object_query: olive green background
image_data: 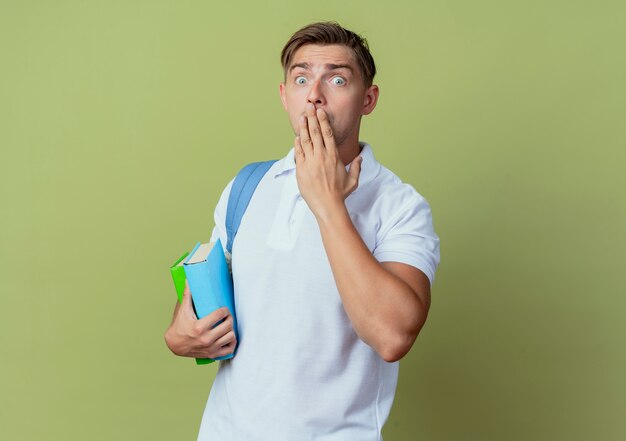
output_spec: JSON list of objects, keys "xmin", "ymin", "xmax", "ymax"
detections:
[{"xmin": 1, "ymin": 1, "xmax": 624, "ymax": 440}]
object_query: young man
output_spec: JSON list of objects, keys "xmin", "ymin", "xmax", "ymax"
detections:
[{"xmin": 165, "ymin": 22, "xmax": 440, "ymax": 440}]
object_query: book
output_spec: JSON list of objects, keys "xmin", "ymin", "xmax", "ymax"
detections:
[
  {"xmin": 169, "ymin": 238, "xmax": 238, "ymax": 364},
  {"xmin": 170, "ymin": 252, "xmax": 189, "ymax": 304},
  {"xmin": 170, "ymin": 251, "xmax": 214, "ymax": 365}
]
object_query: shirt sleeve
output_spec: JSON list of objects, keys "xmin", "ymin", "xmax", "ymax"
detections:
[
  {"xmin": 209, "ymin": 177, "xmax": 235, "ymax": 254},
  {"xmin": 372, "ymin": 193, "xmax": 441, "ymax": 285}
]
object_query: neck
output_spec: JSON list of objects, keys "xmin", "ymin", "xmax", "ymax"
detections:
[{"xmin": 337, "ymin": 138, "xmax": 363, "ymax": 167}]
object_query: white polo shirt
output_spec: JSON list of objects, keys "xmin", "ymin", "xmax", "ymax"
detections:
[{"xmin": 198, "ymin": 142, "xmax": 440, "ymax": 441}]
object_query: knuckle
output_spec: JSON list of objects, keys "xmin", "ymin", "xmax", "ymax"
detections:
[
  {"xmin": 199, "ymin": 334, "xmax": 214, "ymax": 348},
  {"xmin": 323, "ymin": 128, "xmax": 333, "ymax": 137},
  {"xmin": 303, "ymin": 137, "xmax": 312, "ymax": 145},
  {"xmin": 192, "ymin": 323, "xmax": 203, "ymax": 337}
]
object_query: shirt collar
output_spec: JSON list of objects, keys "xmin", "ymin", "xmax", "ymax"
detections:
[{"xmin": 273, "ymin": 141, "xmax": 380, "ymax": 193}]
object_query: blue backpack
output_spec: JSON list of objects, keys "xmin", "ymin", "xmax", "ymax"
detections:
[{"xmin": 224, "ymin": 160, "xmax": 277, "ymax": 254}]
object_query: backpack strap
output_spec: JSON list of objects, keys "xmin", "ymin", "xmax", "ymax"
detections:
[{"xmin": 225, "ymin": 160, "xmax": 277, "ymax": 254}]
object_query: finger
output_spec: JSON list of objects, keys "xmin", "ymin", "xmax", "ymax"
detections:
[
  {"xmin": 209, "ymin": 314, "xmax": 234, "ymax": 336},
  {"xmin": 197, "ymin": 320, "xmax": 234, "ymax": 348},
  {"xmin": 214, "ymin": 340, "xmax": 237, "ymax": 357},
  {"xmin": 345, "ymin": 156, "xmax": 363, "ymax": 197},
  {"xmin": 306, "ymin": 103, "xmax": 325, "ymax": 151},
  {"xmin": 199, "ymin": 315, "xmax": 234, "ymax": 349},
  {"xmin": 348, "ymin": 156, "xmax": 363, "ymax": 189},
  {"xmin": 294, "ymin": 136, "xmax": 305, "ymax": 163},
  {"xmin": 197, "ymin": 307, "xmax": 230, "ymax": 330},
  {"xmin": 316, "ymin": 108, "xmax": 337, "ymax": 153},
  {"xmin": 214, "ymin": 329, "xmax": 236, "ymax": 348},
  {"xmin": 298, "ymin": 114, "xmax": 313, "ymax": 157}
]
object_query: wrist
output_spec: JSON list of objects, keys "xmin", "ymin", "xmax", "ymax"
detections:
[{"xmin": 314, "ymin": 199, "xmax": 350, "ymax": 228}]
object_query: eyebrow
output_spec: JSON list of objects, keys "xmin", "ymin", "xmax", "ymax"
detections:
[{"xmin": 289, "ymin": 63, "xmax": 354, "ymax": 74}]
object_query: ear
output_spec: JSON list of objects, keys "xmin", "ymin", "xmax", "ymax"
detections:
[
  {"xmin": 361, "ymin": 84, "xmax": 379, "ymax": 116},
  {"xmin": 279, "ymin": 82, "xmax": 288, "ymax": 112}
]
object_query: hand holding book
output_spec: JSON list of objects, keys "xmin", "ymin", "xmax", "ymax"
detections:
[
  {"xmin": 167, "ymin": 240, "xmax": 238, "ymax": 364},
  {"xmin": 164, "ymin": 280, "xmax": 237, "ymax": 360}
]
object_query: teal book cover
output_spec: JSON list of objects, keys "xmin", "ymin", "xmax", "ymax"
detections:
[{"xmin": 182, "ymin": 239, "xmax": 238, "ymax": 362}]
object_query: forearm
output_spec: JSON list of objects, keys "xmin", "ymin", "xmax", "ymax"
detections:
[{"xmin": 315, "ymin": 202, "xmax": 428, "ymax": 362}]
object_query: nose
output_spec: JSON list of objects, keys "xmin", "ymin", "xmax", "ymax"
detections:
[{"xmin": 306, "ymin": 79, "xmax": 325, "ymax": 106}]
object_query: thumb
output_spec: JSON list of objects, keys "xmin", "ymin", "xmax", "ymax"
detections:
[
  {"xmin": 348, "ymin": 156, "xmax": 363, "ymax": 183},
  {"xmin": 182, "ymin": 279, "xmax": 194, "ymax": 311}
]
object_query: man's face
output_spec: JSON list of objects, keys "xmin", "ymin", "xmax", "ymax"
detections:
[{"xmin": 279, "ymin": 44, "xmax": 378, "ymax": 149}]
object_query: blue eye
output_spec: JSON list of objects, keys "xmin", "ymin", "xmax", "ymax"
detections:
[
  {"xmin": 296, "ymin": 76, "xmax": 307, "ymax": 85},
  {"xmin": 332, "ymin": 77, "xmax": 346, "ymax": 85}
]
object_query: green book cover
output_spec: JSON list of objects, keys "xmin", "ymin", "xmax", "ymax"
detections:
[{"xmin": 170, "ymin": 252, "xmax": 214, "ymax": 366}]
